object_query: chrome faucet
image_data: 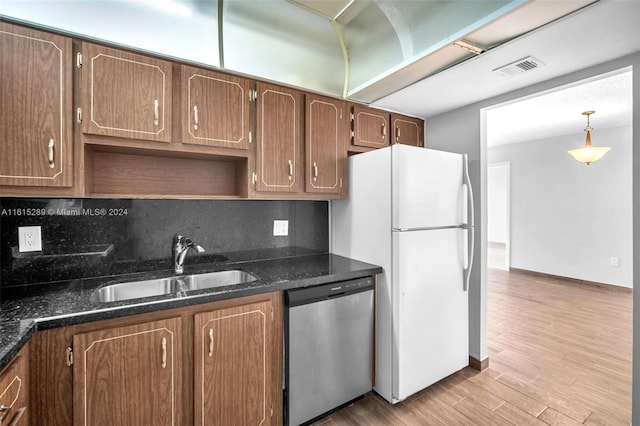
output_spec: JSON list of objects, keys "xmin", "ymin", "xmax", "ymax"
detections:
[{"xmin": 173, "ymin": 234, "xmax": 205, "ymax": 274}]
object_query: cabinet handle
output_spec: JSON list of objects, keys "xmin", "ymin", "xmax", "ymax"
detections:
[
  {"xmin": 66, "ymin": 347, "xmax": 73, "ymax": 366},
  {"xmin": 153, "ymin": 99, "xmax": 159, "ymax": 126},
  {"xmin": 208, "ymin": 328, "xmax": 214, "ymax": 357},
  {"xmin": 396, "ymin": 126, "xmax": 400, "ymax": 143},
  {"xmin": 381, "ymin": 122, "xmax": 386, "ymax": 140},
  {"xmin": 161, "ymin": 337, "xmax": 167, "ymax": 369},
  {"xmin": 47, "ymin": 139, "xmax": 55, "ymax": 169},
  {"xmin": 0, "ymin": 405, "xmax": 10, "ymax": 423},
  {"xmin": 288, "ymin": 160, "xmax": 293, "ymax": 180},
  {"xmin": 193, "ymin": 105, "xmax": 199, "ymax": 130},
  {"xmin": 313, "ymin": 162, "xmax": 318, "ymax": 180}
]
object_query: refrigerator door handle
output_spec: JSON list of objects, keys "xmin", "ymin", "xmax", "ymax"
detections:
[{"xmin": 462, "ymin": 154, "xmax": 475, "ymax": 292}]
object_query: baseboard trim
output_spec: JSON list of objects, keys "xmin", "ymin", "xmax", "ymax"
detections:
[
  {"xmin": 509, "ymin": 268, "xmax": 631, "ymax": 293},
  {"xmin": 469, "ymin": 356, "xmax": 489, "ymax": 371}
]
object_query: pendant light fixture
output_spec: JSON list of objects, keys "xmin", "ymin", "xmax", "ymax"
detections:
[{"xmin": 567, "ymin": 110, "xmax": 611, "ymax": 165}]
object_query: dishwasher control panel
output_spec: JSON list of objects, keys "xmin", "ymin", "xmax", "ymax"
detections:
[{"xmin": 285, "ymin": 276, "xmax": 374, "ymax": 307}]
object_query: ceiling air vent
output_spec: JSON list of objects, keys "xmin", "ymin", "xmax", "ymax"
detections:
[{"xmin": 493, "ymin": 56, "xmax": 545, "ymax": 78}]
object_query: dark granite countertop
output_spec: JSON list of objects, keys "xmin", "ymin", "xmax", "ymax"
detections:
[{"xmin": 0, "ymin": 251, "xmax": 382, "ymax": 371}]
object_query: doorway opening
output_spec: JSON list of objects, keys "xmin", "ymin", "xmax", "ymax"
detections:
[{"xmin": 487, "ymin": 162, "xmax": 509, "ymax": 271}]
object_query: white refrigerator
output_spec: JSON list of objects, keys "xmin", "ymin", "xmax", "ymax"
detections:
[{"xmin": 331, "ymin": 144, "xmax": 474, "ymax": 404}]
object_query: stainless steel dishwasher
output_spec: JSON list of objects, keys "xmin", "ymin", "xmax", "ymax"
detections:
[{"xmin": 285, "ymin": 277, "xmax": 374, "ymax": 426}]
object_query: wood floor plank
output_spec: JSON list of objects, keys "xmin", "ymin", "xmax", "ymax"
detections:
[
  {"xmin": 451, "ymin": 397, "xmax": 514, "ymax": 426},
  {"xmin": 449, "ymin": 375, "xmax": 505, "ymax": 411},
  {"xmin": 532, "ymin": 377, "xmax": 631, "ymax": 426},
  {"xmin": 467, "ymin": 370, "xmax": 547, "ymax": 417},
  {"xmin": 538, "ymin": 407, "xmax": 584, "ymax": 426},
  {"xmin": 584, "ymin": 410, "xmax": 632, "ymax": 426},
  {"xmin": 493, "ymin": 401, "xmax": 549, "ymax": 426},
  {"xmin": 496, "ymin": 372, "xmax": 592, "ymax": 423},
  {"xmin": 412, "ymin": 394, "xmax": 477, "ymax": 425}
]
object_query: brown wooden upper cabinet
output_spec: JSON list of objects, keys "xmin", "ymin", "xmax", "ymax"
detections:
[
  {"xmin": 72, "ymin": 317, "xmax": 182, "ymax": 426},
  {"xmin": 180, "ymin": 66, "xmax": 250, "ymax": 149},
  {"xmin": 194, "ymin": 299, "xmax": 276, "ymax": 425},
  {"xmin": 391, "ymin": 113, "xmax": 424, "ymax": 147},
  {"xmin": 0, "ymin": 22, "xmax": 73, "ymax": 188},
  {"xmin": 254, "ymin": 82, "xmax": 303, "ymax": 193},
  {"xmin": 351, "ymin": 104, "xmax": 390, "ymax": 149},
  {"xmin": 78, "ymin": 43, "xmax": 172, "ymax": 142},
  {"xmin": 305, "ymin": 94, "xmax": 347, "ymax": 195}
]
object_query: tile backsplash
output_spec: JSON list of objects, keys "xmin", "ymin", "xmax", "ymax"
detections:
[{"xmin": 0, "ymin": 198, "xmax": 329, "ymax": 286}]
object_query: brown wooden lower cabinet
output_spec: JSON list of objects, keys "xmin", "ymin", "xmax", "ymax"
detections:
[
  {"xmin": 0, "ymin": 343, "xmax": 29, "ymax": 426},
  {"xmin": 194, "ymin": 300, "xmax": 275, "ymax": 425},
  {"xmin": 72, "ymin": 317, "xmax": 182, "ymax": 426},
  {"xmin": 29, "ymin": 291, "xmax": 283, "ymax": 426}
]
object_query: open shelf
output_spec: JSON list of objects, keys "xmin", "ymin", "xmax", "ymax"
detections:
[{"xmin": 84, "ymin": 145, "xmax": 248, "ymax": 198}]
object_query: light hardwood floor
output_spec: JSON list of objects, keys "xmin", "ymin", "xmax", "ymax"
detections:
[{"xmin": 312, "ymin": 268, "xmax": 632, "ymax": 425}]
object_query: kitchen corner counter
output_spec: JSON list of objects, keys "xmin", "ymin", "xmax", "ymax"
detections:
[{"xmin": 0, "ymin": 253, "xmax": 382, "ymax": 371}]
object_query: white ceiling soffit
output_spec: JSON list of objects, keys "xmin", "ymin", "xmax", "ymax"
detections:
[
  {"xmin": 373, "ymin": 0, "xmax": 640, "ymax": 119},
  {"xmin": 0, "ymin": 1, "xmax": 222, "ymax": 66},
  {"xmin": 223, "ymin": 0, "xmax": 346, "ymax": 95},
  {"xmin": 0, "ymin": 0, "xmax": 603, "ymax": 104},
  {"xmin": 344, "ymin": 0, "xmax": 597, "ymax": 103}
]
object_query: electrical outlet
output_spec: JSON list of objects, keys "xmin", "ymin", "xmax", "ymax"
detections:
[
  {"xmin": 273, "ymin": 220, "xmax": 289, "ymax": 236},
  {"xmin": 610, "ymin": 256, "xmax": 620, "ymax": 267},
  {"xmin": 18, "ymin": 226, "xmax": 42, "ymax": 252}
]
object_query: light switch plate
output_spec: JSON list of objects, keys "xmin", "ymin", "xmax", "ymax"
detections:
[
  {"xmin": 18, "ymin": 226, "xmax": 42, "ymax": 252},
  {"xmin": 273, "ymin": 220, "xmax": 289, "ymax": 236}
]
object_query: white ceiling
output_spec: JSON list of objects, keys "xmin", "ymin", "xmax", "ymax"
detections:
[
  {"xmin": 373, "ymin": 0, "xmax": 640, "ymax": 133},
  {"xmin": 486, "ymin": 69, "xmax": 633, "ymax": 147}
]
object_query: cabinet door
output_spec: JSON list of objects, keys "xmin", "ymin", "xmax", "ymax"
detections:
[
  {"xmin": 72, "ymin": 317, "xmax": 181, "ymax": 426},
  {"xmin": 0, "ymin": 345, "xmax": 28, "ymax": 426},
  {"xmin": 255, "ymin": 82, "xmax": 303, "ymax": 193},
  {"xmin": 80, "ymin": 43, "xmax": 172, "ymax": 142},
  {"xmin": 351, "ymin": 104, "xmax": 389, "ymax": 149},
  {"xmin": 194, "ymin": 300, "xmax": 274, "ymax": 425},
  {"xmin": 391, "ymin": 113, "xmax": 424, "ymax": 147},
  {"xmin": 0, "ymin": 22, "xmax": 73, "ymax": 187},
  {"xmin": 181, "ymin": 66, "xmax": 250, "ymax": 149},
  {"xmin": 305, "ymin": 94, "xmax": 347, "ymax": 195}
]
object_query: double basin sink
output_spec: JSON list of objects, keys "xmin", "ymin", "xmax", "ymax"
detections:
[{"xmin": 90, "ymin": 270, "xmax": 258, "ymax": 303}]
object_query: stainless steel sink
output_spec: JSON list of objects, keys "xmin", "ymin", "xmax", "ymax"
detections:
[
  {"xmin": 182, "ymin": 270, "xmax": 257, "ymax": 291},
  {"xmin": 90, "ymin": 277, "xmax": 183, "ymax": 303},
  {"xmin": 90, "ymin": 270, "xmax": 258, "ymax": 303}
]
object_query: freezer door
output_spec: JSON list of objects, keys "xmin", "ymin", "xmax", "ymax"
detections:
[
  {"xmin": 392, "ymin": 228, "xmax": 469, "ymax": 402},
  {"xmin": 392, "ymin": 145, "xmax": 465, "ymax": 229}
]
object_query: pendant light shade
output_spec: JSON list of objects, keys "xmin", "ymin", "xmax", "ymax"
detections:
[{"xmin": 567, "ymin": 111, "xmax": 611, "ymax": 165}]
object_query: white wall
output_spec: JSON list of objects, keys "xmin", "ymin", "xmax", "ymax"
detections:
[
  {"xmin": 488, "ymin": 127, "xmax": 632, "ymax": 287},
  {"xmin": 487, "ymin": 163, "xmax": 508, "ymax": 244}
]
